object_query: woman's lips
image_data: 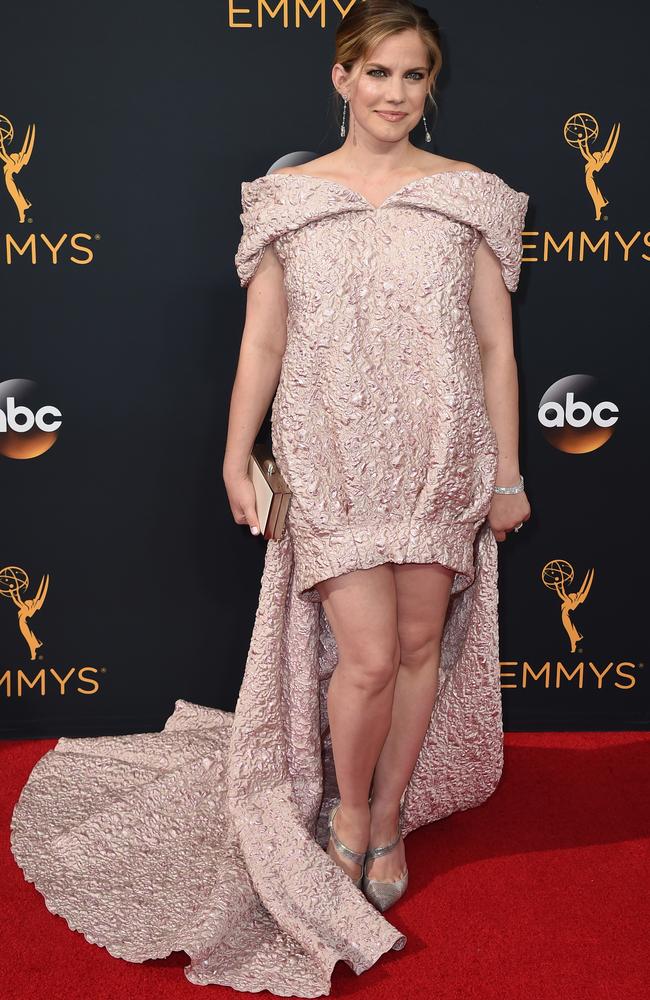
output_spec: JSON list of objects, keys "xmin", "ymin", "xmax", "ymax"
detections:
[{"xmin": 375, "ymin": 111, "xmax": 407, "ymax": 121}]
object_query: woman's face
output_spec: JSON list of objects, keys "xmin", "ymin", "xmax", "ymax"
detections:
[{"xmin": 335, "ymin": 29, "xmax": 431, "ymax": 143}]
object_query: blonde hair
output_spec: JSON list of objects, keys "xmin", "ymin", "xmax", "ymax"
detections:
[{"xmin": 332, "ymin": 0, "xmax": 444, "ymax": 128}]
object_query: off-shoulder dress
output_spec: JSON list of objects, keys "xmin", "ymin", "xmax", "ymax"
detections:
[{"xmin": 10, "ymin": 168, "xmax": 529, "ymax": 997}]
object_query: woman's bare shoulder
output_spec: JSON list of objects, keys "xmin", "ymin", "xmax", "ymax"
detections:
[
  {"xmin": 420, "ymin": 153, "xmax": 484, "ymax": 175},
  {"xmin": 270, "ymin": 155, "xmax": 484, "ymax": 178},
  {"xmin": 270, "ymin": 157, "xmax": 337, "ymax": 178}
]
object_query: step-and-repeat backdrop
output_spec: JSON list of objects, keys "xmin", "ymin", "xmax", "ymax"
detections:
[{"xmin": 1, "ymin": 1, "xmax": 647, "ymax": 736}]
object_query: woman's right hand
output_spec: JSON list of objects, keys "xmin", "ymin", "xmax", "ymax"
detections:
[{"xmin": 223, "ymin": 470, "xmax": 261, "ymax": 535}]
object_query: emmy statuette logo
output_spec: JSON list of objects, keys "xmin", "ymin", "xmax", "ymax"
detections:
[
  {"xmin": 0, "ymin": 114, "xmax": 35, "ymax": 223},
  {"xmin": 563, "ymin": 112, "xmax": 620, "ymax": 221},
  {"xmin": 0, "ymin": 565, "xmax": 49, "ymax": 661},
  {"xmin": 542, "ymin": 559, "xmax": 594, "ymax": 653}
]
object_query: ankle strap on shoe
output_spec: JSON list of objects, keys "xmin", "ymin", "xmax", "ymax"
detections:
[
  {"xmin": 329, "ymin": 803, "xmax": 366, "ymax": 866},
  {"xmin": 365, "ymin": 825, "xmax": 401, "ymax": 860}
]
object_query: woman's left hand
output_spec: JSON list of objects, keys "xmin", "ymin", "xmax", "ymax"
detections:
[{"xmin": 488, "ymin": 491, "xmax": 531, "ymax": 542}]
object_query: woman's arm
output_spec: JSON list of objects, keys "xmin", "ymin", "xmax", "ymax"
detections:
[
  {"xmin": 469, "ymin": 236, "xmax": 531, "ymax": 540},
  {"xmin": 223, "ymin": 244, "xmax": 287, "ymax": 480},
  {"xmin": 469, "ymin": 236, "xmax": 520, "ymax": 487}
]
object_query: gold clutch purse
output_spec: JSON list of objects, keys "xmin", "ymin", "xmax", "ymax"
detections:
[{"xmin": 247, "ymin": 441, "xmax": 292, "ymax": 541}]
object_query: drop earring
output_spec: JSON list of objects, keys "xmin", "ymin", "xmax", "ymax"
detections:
[
  {"xmin": 422, "ymin": 112, "xmax": 431, "ymax": 143},
  {"xmin": 340, "ymin": 96, "xmax": 348, "ymax": 138}
]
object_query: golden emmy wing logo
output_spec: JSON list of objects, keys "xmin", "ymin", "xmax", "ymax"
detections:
[
  {"xmin": 0, "ymin": 114, "xmax": 35, "ymax": 223},
  {"xmin": 542, "ymin": 559, "xmax": 594, "ymax": 653},
  {"xmin": 563, "ymin": 113, "xmax": 620, "ymax": 221},
  {"xmin": 0, "ymin": 565, "xmax": 49, "ymax": 661}
]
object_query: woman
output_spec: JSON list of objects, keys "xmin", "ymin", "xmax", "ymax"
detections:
[
  {"xmin": 225, "ymin": 0, "xmax": 530, "ymax": 910},
  {"xmin": 11, "ymin": 1, "xmax": 530, "ymax": 995}
]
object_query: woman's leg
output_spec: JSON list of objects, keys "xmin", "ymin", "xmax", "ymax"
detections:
[
  {"xmin": 315, "ymin": 563, "xmax": 401, "ymax": 881},
  {"xmin": 366, "ymin": 561, "xmax": 455, "ymax": 882}
]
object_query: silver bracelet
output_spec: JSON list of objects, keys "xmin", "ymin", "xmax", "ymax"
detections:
[{"xmin": 493, "ymin": 474, "xmax": 524, "ymax": 495}]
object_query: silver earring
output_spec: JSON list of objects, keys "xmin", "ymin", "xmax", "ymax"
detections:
[
  {"xmin": 422, "ymin": 112, "xmax": 431, "ymax": 143},
  {"xmin": 340, "ymin": 96, "xmax": 348, "ymax": 138}
]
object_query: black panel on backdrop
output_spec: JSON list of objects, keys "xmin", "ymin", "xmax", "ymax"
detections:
[{"xmin": 1, "ymin": 1, "xmax": 647, "ymax": 736}]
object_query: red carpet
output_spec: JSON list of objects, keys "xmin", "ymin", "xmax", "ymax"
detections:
[{"xmin": 2, "ymin": 731, "xmax": 648, "ymax": 1000}]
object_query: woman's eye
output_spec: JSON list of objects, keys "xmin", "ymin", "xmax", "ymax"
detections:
[{"xmin": 367, "ymin": 69, "xmax": 424, "ymax": 80}]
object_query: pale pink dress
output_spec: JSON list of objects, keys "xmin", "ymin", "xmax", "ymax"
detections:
[{"xmin": 10, "ymin": 168, "xmax": 529, "ymax": 996}]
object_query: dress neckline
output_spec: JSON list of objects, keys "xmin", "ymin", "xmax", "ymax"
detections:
[{"xmin": 250, "ymin": 168, "xmax": 493, "ymax": 212}]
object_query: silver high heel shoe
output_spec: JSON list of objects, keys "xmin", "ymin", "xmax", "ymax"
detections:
[
  {"xmin": 327, "ymin": 800, "xmax": 366, "ymax": 890},
  {"xmin": 362, "ymin": 810, "xmax": 408, "ymax": 912}
]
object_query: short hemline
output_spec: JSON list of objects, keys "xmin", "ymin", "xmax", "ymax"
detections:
[{"xmin": 292, "ymin": 517, "xmax": 481, "ymax": 604}]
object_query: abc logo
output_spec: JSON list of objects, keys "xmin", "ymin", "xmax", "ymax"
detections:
[
  {"xmin": 0, "ymin": 378, "xmax": 62, "ymax": 459},
  {"xmin": 538, "ymin": 375, "xmax": 618, "ymax": 454}
]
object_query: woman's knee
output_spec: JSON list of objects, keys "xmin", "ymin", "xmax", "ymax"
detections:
[
  {"xmin": 337, "ymin": 636, "xmax": 400, "ymax": 691},
  {"xmin": 393, "ymin": 562, "xmax": 452, "ymax": 669},
  {"xmin": 397, "ymin": 625, "xmax": 442, "ymax": 670},
  {"xmin": 318, "ymin": 563, "xmax": 400, "ymax": 689}
]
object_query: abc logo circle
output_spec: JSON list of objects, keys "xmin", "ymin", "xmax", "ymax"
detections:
[
  {"xmin": 538, "ymin": 375, "xmax": 618, "ymax": 454},
  {"xmin": 0, "ymin": 379, "xmax": 62, "ymax": 459}
]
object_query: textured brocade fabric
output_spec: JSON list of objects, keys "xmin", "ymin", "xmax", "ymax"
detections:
[
  {"xmin": 235, "ymin": 170, "xmax": 529, "ymax": 605},
  {"xmin": 11, "ymin": 168, "xmax": 529, "ymax": 997}
]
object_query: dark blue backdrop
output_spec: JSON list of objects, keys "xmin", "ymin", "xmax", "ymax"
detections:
[{"xmin": 1, "ymin": 0, "xmax": 647, "ymax": 735}]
